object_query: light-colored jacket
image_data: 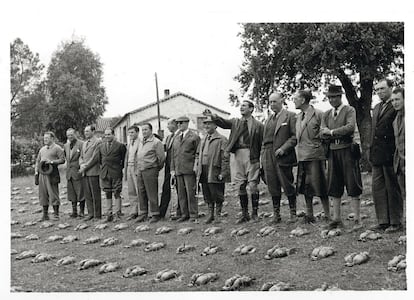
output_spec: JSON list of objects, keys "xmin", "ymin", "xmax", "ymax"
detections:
[
  {"xmin": 124, "ymin": 138, "xmax": 140, "ymax": 177},
  {"xmin": 296, "ymin": 106, "xmax": 326, "ymax": 161},
  {"xmin": 137, "ymin": 135, "xmax": 165, "ymax": 171},
  {"xmin": 64, "ymin": 139, "xmax": 84, "ymax": 180},
  {"xmin": 79, "ymin": 136, "xmax": 101, "ymax": 177}
]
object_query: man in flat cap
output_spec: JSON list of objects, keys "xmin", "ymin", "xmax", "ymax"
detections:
[
  {"xmin": 64, "ymin": 128, "xmax": 85, "ymax": 218},
  {"xmin": 320, "ymin": 85, "xmax": 363, "ymax": 231},
  {"xmin": 262, "ymin": 92, "xmax": 298, "ymax": 224},
  {"xmin": 171, "ymin": 116, "xmax": 200, "ymax": 222},
  {"xmin": 195, "ymin": 116, "xmax": 230, "ymax": 224},
  {"xmin": 125, "ymin": 124, "xmax": 141, "ymax": 221},
  {"xmin": 293, "ymin": 90, "xmax": 330, "ymax": 223},
  {"xmin": 370, "ymin": 79, "xmax": 403, "ymax": 233},
  {"xmin": 204, "ymin": 100, "xmax": 264, "ymax": 223},
  {"xmin": 35, "ymin": 131, "xmax": 65, "ymax": 221}
]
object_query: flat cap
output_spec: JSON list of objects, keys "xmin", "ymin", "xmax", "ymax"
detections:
[{"xmin": 176, "ymin": 116, "xmax": 190, "ymax": 122}]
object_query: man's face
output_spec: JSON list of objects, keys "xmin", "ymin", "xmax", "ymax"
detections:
[
  {"xmin": 66, "ymin": 130, "xmax": 76, "ymax": 143},
  {"xmin": 128, "ymin": 129, "xmax": 138, "ymax": 141},
  {"xmin": 240, "ymin": 101, "xmax": 253, "ymax": 117},
  {"xmin": 84, "ymin": 126, "xmax": 92, "ymax": 139},
  {"xmin": 375, "ymin": 80, "xmax": 392, "ymax": 102},
  {"xmin": 43, "ymin": 134, "xmax": 52, "ymax": 146},
  {"xmin": 177, "ymin": 121, "xmax": 189, "ymax": 132},
  {"xmin": 104, "ymin": 129, "xmax": 114, "ymax": 142},
  {"xmin": 142, "ymin": 125, "xmax": 152, "ymax": 139},
  {"xmin": 293, "ymin": 93, "xmax": 305, "ymax": 110},
  {"xmin": 203, "ymin": 122, "xmax": 216, "ymax": 135},
  {"xmin": 269, "ymin": 94, "xmax": 284, "ymax": 113},
  {"xmin": 167, "ymin": 121, "xmax": 177, "ymax": 133},
  {"xmin": 391, "ymin": 92, "xmax": 404, "ymax": 111},
  {"xmin": 328, "ymin": 95, "xmax": 342, "ymax": 109}
]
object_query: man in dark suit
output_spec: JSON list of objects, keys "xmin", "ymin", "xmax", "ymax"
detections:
[
  {"xmin": 293, "ymin": 90, "xmax": 330, "ymax": 224},
  {"xmin": 262, "ymin": 92, "xmax": 297, "ymax": 224},
  {"xmin": 370, "ymin": 79, "xmax": 403, "ymax": 233},
  {"xmin": 97, "ymin": 128, "xmax": 127, "ymax": 222},
  {"xmin": 159, "ymin": 118, "xmax": 181, "ymax": 220},
  {"xmin": 321, "ymin": 85, "xmax": 363, "ymax": 231},
  {"xmin": 171, "ymin": 116, "xmax": 200, "ymax": 222},
  {"xmin": 204, "ymin": 100, "xmax": 264, "ymax": 223},
  {"xmin": 79, "ymin": 125, "xmax": 102, "ymax": 221},
  {"xmin": 64, "ymin": 128, "xmax": 85, "ymax": 218}
]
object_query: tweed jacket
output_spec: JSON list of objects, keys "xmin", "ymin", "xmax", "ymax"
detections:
[
  {"xmin": 164, "ymin": 132, "xmax": 177, "ymax": 172},
  {"xmin": 79, "ymin": 136, "xmax": 102, "ymax": 177},
  {"xmin": 212, "ymin": 114, "xmax": 263, "ymax": 164},
  {"xmin": 64, "ymin": 139, "xmax": 84, "ymax": 181},
  {"xmin": 171, "ymin": 129, "xmax": 200, "ymax": 176},
  {"xmin": 296, "ymin": 106, "xmax": 326, "ymax": 161},
  {"xmin": 393, "ymin": 111, "xmax": 405, "ymax": 174},
  {"xmin": 262, "ymin": 109, "xmax": 297, "ymax": 166},
  {"xmin": 321, "ymin": 105, "xmax": 356, "ymax": 150},
  {"xmin": 195, "ymin": 131, "xmax": 231, "ymax": 184},
  {"xmin": 124, "ymin": 138, "xmax": 140, "ymax": 177},
  {"xmin": 98, "ymin": 139, "xmax": 127, "ymax": 180},
  {"xmin": 369, "ymin": 101, "xmax": 397, "ymax": 166}
]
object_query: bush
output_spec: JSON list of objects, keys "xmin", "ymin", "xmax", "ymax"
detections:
[{"xmin": 11, "ymin": 137, "xmax": 43, "ymax": 178}]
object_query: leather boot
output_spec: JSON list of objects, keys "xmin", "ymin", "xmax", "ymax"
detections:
[
  {"xmin": 70, "ymin": 202, "xmax": 78, "ymax": 218},
  {"xmin": 236, "ymin": 194, "xmax": 250, "ymax": 224},
  {"xmin": 215, "ymin": 202, "xmax": 223, "ymax": 224},
  {"xmin": 79, "ymin": 201, "xmax": 85, "ymax": 218},
  {"xmin": 270, "ymin": 196, "xmax": 281, "ymax": 224},
  {"xmin": 205, "ymin": 203, "xmax": 215, "ymax": 224},
  {"xmin": 287, "ymin": 195, "xmax": 297, "ymax": 224},
  {"xmin": 52, "ymin": 205, "xmax": 59, "ymax": 220},
  {"xmin": 251, "ymin": 193, "xmax": 259, "ymax": 222},
  {"xmin": 40, "ymin": 205, "xmax": 49, "ymax": 221}
]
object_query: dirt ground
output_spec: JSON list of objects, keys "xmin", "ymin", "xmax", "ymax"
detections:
[{"xmin": 10, "ymin": 171, "xmax": 406, "ymax": 292}]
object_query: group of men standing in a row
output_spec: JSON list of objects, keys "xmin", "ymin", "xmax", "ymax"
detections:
[{"xmin": 34, "ymin": 79, "xmax": 405, "ymax": 233}]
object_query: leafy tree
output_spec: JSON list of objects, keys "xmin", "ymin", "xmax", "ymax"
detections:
[
  {"xmin": 10, "ymin": 38, "xmax": 45, "ymax": 121},
  {"xmin": 46, "ymin": 39, "xmax": 108, "ymax": 141},
  {"xmin": 232, "ymin": 23, "xmax": 404, "ymax": 170}
]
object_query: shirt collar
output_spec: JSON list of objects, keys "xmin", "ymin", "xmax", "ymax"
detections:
[
  {"xmin": 143, "ymin": 134, "xmax": 154, "ymax": 143},
  {"xmin": 333, "ymin": 103, "xmax": 345, "ymax": 116},
  {"xmin": 181, "ymin": 129, "xmax": 189, "ymax": 137}
]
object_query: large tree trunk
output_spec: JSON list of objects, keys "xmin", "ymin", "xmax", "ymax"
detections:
[{"xmin": 337, "ymin": 70, "xmax": 372, "ymax": 172}]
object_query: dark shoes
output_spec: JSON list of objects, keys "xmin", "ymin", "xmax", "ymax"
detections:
[
  {"xmin": 177, "ymin": 216, "xmax": 190, "ymax": 222},
  {"xmin": 149, "ymin": 216, "xmax": 160, "ymax": 223},
  {"xmin": 126, "ymin": 214, "xmax": 138, "ymax": 221},
  {"xmin": 384, "ymin": 224, "xmax": 403, "ymax": 234},
  {"xmin": 323, "ymin": 220, "xmax": 344, "ymax": 230},
  {"xmin": 303, "ymin": 215, "xmax": 316, "ymax": 224},
  {"xmin": 369, "ymin": 224, "xmax": 389, "ymax": 232},
  {"xmin": 170, "ymin": 215, "xmax": 181, "ymax": 221},
  {"xmin": 85, "ymin": 215, "xmax": 94, "ymax": 221},
  {"xmin": 106, "ymin": 214, "xmax": 113, "ymax": 222},
  {"xmin": 135, "ymin": 215, "xmax": 148, "ymax": 223}
]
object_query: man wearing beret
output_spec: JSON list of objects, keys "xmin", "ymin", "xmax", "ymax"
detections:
[
  {"xmin": 262, "ymin": 92, "xmax": 298, "ymax": 224},
  {"xmin": 204, "ymin": 100, "xmax": 264, "ymax": 223},
  {"xmin": 293, "ymin": 90, "xmax": 330, "ymax": 224},
  {"xmin": 370, "ymin": 79, "xmax": 403, "ymax": 233},
  {"xmin": 195, "ymin": 116, "xmax": 230, "ymax": 224},
  {"xmin": 320, "ymin": 85, "xmax": 363, "ymax": 231},
  {"xmin": 170, "ymin": 116, "xmax": 201, "ymax": 222},
  {"xmin": 35, "ymin": 131, "xmax": 65, "ymax": 221},
  {"xmin": 63, "ymin": 128, "xmax": 85, "ymax": 218}
]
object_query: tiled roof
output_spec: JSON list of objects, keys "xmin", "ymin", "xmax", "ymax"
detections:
[
  {"xmin": 95, "ymin": 118, "xmax": 114, "ymax": 132},
  {"xmin": 113, "ymin": 91, "xmax": 230, "ymax": 128}
]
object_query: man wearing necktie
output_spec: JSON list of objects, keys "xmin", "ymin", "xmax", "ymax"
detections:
[
  {"xmin": 79, "ymin": 125, "xmax": 102, "ymax": 220},
  {"xmin": 293, "ymin": 90, "xmax": 330, "ymax": 224},
  {"xmin": 170, "ymin": 116, "xmax": 200, "ymax": 222},
  {"xmin": 97, "ymin": 128, "xmax": 127, "ymax": 222},
  {"xmin": 159, "ymin": 118, "xmax": 181, "ymax": 219},
  {"xmin": 194, "ymin": 116, "xmax": 230, "ymax": 224},
  {"xmin": 204, "ymin": 100, "xmax": 264, "ymax": 223},
  {"xmin": 125, "ymin": 125, "xmax": 141, "ymax": 220},
  {"xmin": 262, "ymin": 92, "xmax": 297, "ymax": 224},
  {"xmin": 63, "ymin": 128, "xmax": 85, "ymax": 218},
  {"xmin": 320, "ymin": 85, "xmax": 363, "ymax": 231},
  {"xmin": 370, "ymin": 79, "xmax": 403, "ymax": 233}
]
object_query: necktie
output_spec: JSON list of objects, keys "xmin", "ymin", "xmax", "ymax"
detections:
[
  {"xmin": 301, "ymin": 112, "xmax": 305, "ymax": 121},
  {"xmin": 334, "ymin": 109, "xmax": 338, "ymax": 118},
  {"xmin": 242, "ymin": 119, "xmax": 250, "ymax": 144},
  {"xmin": 132, "ymin": 139, "xmax": 135, "ymax": 146},
  {"xmin": 380, "ymin": 102, "xmax": 388, "ymax": 117}
]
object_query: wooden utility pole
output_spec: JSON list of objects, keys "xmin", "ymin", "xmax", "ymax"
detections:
[{"xmin": 154, "ymin": 72, "xmax": 162, "ymax": 139}]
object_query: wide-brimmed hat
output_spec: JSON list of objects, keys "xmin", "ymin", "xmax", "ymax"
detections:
[
  {"xmin": 202, "ymin": 116, "xmax": 215, "ymax": 123},
  {"xmin": 325, "ymin": 85, "xmax": 344, "ymax": 96},
  {"xmin": 39, "ymin": 161, "xmax": 53, "ymax": 175},
  {"xmin": 176, "ymin": 116, "xmax": 190, "ymax": 122}
]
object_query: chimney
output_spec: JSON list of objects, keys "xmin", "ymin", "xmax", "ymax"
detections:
[{"xmin": 164, "ymin": 89, "xmax": 170, "ymax": 97}]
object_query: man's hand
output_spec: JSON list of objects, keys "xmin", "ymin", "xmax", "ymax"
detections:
[
  {"xmin": 170, "ymin": 170, "xmax": 175, "ymax": 177},
  {"xmin": 320, "ymin": 128, "xmax": 332, "ymax": 136},
  {"xmin": 217, "ymin": 174, "xmax": 223, "ymax": 181},
  {"xmin": 275, "ymin": 148, "xmax": 284, "ymax": 157}
]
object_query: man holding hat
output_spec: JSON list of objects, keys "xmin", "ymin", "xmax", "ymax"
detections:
[
  {"xmin": 170, "ymin": 116, "xmax": 200, "ymax": 222},
  {"xmin": 262, "ymin": 92, "xmax": 298, "ymax": 224},
  {"xmin": 204, "ymin": 99, "xmax": 263, "ymax": 223},
  {"xmin": 35, "ymin": 131, "xmax": 65, "ymax": 221},
  {"xmin": 195, "ymin": 116, "xmax": 230, "ymax": 224},
  {"xmin": 320, "ymin": 85, "xmax": 363, "ymax": 230},
  {"xmin": 293, "ymin": 90, "xmax": 330, "ymax": 224}
]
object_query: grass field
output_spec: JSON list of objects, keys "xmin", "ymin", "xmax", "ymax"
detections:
[{"xmin": 10, "ymin": 170, "xmax": 406, "ymax": 292}]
